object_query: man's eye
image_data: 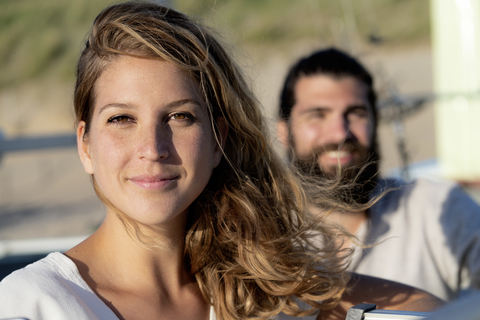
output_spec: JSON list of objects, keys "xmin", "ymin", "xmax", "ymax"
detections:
[
  {"xmin": 312, "ymin": 111, "xmax": 327, "ymax": 119},
  {"xmin": 348, "ymin": 108, "xmax": 368, "ymax": 118}
]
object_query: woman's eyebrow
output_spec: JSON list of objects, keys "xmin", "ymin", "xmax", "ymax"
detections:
[
  {"xmin": 97, "ymin": 102, "xmax": 133, "ymax": 115},
  {"xmin": 165, "ymin": 98, "xmax": 203, "ymax": 110},
  {"xmin": 97, "ymin": 98, "xmax": 202, "ymax": 115}
]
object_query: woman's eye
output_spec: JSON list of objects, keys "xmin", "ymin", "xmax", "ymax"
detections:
[
  {"xmin": 108, "ymin": 115, "xmax": 134, "ymax": 124},
  {"xmin": 169, "ymin": 112, "xmax": 194, "ymax": 122}
]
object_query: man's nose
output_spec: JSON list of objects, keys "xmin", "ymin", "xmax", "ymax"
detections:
[
  {"xmin": 136, "ymin": 124, "xmax": 169, "ymax": 161},
  {"xmin": 327, "ymin": 115, "xmax": 353, "ymax": 143}
]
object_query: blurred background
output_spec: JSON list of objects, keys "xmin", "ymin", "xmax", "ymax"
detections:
[{"xmin": 0, "ymin": 0, "xmax": 477, "ymax": 250}]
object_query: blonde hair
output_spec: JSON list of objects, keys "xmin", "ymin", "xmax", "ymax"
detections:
[{"xmin": 74, "ymin": 1, "xmax": 356, "ymax": 319}]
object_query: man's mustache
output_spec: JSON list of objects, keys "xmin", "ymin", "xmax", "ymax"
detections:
[
  {"xmin": 296, "ymin": 140, "xmax": 366, "ymax": 163},
  {"xmin": 289, "ymin": 138, "xmax": 380, "ymax": 206}
]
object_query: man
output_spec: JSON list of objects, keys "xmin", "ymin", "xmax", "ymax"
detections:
[{"xmin": 277, "ymin": 47, "xmax": 480, "ymax": 301}]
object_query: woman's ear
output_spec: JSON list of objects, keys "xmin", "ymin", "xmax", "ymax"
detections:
[
  {"xmin": 77, "ymin": 121, "xmax": 94, "ymax": 174},
  {"xmin": 213, "ymin": 116, "xmax": 229, "ymax": 167}
]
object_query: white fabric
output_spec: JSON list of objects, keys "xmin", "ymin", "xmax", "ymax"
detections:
[
  {"xmin": 352, "ymin": 177, "xmax": 480, "ymax": 301},
  {"xmin": 0, "ymin": 252, "xmax": 316, "ymax": 319},
  {"xmin": 0, "ymin": 252, "xmax": 217, "ymax": 320}
]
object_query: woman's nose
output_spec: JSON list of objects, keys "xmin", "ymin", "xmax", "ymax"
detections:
[{"xmin": 136, "ymin": 125, "xmax": 169, "ymax": 161}]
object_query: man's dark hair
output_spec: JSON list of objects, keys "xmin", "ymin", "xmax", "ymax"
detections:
[
  {"xmin": 279, "ymin": 47, "xmax": 380, "ymax": 205},
  {"xmin": 279, "ymin": 47, "xmax": 377, "ymax": 123}
]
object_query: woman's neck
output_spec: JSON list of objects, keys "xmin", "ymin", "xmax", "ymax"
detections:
[{"xmin": 65, "ymin": 211, "xmax": 208, "ymax": 320}]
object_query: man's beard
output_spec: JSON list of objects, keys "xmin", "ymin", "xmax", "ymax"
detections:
[{"xmin": 290, "ymin": 140, "xmax": 379, "ymax": 205}]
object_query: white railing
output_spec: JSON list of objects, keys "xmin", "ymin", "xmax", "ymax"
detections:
[{"xmin": 0, "ymin": 235, "xmax": 88, "ymax": 259}]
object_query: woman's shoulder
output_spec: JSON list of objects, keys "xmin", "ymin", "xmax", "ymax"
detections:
[
  {"xmin": 0, "ymin": 252, "xmax": 118, "ymax": 320},
  {"xmin": 0, "ymin": 252, "xmax": 87, "ymax": 293},
  {"xmin": 1, "ymin": 252, "xmax": 67, "ymax": 289}
]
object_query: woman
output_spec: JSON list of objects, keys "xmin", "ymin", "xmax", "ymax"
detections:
[{"xmin": 0, "ymin": 2, "xmax": 443, "ymax": 320}]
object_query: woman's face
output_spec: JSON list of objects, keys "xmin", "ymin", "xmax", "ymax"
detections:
[{"xmin": 77, "ymin": 56, "xmax": 225, "ymax": 229}]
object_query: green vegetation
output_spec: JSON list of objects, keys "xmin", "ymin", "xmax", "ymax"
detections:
[
  {"xmin": 0, "ymin": 0, "xmax": 113, "ymax": 87},
  {"xmin": 0, "ymin": 0, "xmax": 430, "ymax": 88},
  {"xmin": 177, "ymin": 0, "xmax": 430, "ymax": 48}
]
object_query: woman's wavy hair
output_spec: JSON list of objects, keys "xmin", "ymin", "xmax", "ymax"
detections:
[{"xmin": 74, "ymin": 1, "xmax": 356, "ymax": 319}]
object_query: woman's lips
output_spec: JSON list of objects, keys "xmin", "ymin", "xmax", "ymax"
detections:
[{"xmin": 128, "ymin": 175, "xmax": 179, "ymax": 190}]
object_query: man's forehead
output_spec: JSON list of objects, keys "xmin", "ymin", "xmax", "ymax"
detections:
[{"xmin": 292, "ymin": 74, "xmax": 370, "ymax": 112}]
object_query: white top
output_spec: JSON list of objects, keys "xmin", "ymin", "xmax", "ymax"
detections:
[
  {"xmin": 0, "ymin": 252, "xmax": 316, "ymax": 319},
  {"xmin": 0, "ymin": 252, "xmax": 216, "ymax": 320},
  {"xmin": 353, "ymin": 178, "xmax": 480, "ymax": 301}
]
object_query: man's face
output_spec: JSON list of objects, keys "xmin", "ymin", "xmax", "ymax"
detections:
[{"xmin": 283, "ymin": 74, "xmax": 374, "ymax": 178}]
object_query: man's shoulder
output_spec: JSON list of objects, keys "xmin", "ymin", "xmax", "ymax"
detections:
[
  {"xmin": 411, "ymin": 177, "xmax": 459, "ymax": 193},
  {"xmin": 398, "ymin": 177, "xmax": 474, "ymax": 207},
  {"xmin": 374, "ymin": 176, "xmax": 459, "ymax": 200},
  {"xmin": 371, "ymin": 176, "xmax": 480, "ymax": 218}
]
